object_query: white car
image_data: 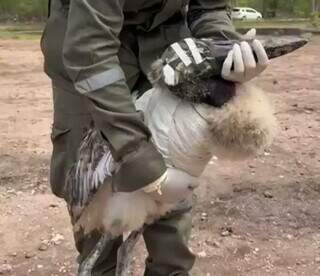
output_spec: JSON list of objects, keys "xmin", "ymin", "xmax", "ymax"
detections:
[{"xmin": 232, "ymin": 7, "xmax": 263, "ymax": 20}]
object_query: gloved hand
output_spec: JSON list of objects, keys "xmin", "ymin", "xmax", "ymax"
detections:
[
  {"xmin": 107, "ymin": 152, "xmax": 198, "ymax": 204},
  {"xmin": 107, "ymin": 140, "xmax": 167, "ymax": 192},
  {"xmin": 221, "ymin": 29, "xmax": 269, "ymax": 83},
  {"xmin": 142, "ymin": 168, "xmax": 200, "ymax": 204}
]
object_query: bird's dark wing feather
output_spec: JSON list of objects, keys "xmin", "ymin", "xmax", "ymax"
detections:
[{"xmin": 65, "ymin": 128, "xmax": 112, "ymax": 219}]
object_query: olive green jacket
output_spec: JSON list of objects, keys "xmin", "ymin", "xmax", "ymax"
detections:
[{"xmin": 42, "ymin": 0, "xmax": 236, "ymax": 192}]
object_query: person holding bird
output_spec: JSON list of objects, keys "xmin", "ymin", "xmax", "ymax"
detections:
[{"xmin": 41, "ymin": 0, "xmax": 269, "ymax": 275}]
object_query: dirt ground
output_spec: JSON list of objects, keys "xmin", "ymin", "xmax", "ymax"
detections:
[{"xmin": 0, "ymin": 36, "xmax": 319, "ymax": 276}]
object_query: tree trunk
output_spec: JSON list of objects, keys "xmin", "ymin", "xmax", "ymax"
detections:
[
  {"xmin": 311, "ymin": 0, "xmax": 316, "ymax": 13},
  {"xmin": 262, "ymin": 0, "xmax": 268, "ymax": 17}
]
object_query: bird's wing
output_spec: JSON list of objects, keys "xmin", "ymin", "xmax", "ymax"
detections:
[{"xmin": 65, "ymin": 128, "xmax": 112, "ymax": 219}]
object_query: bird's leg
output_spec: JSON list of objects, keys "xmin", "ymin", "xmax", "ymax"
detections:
[
  {"xmin": 78, "ymin": 232, "xmax": 113, "ymax": 276},
  {"xmin": 115, "ymin": 228, "xmax": 144, "ymax": 276}
]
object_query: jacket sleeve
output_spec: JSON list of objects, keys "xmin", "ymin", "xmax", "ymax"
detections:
[
  {"xmin": 62, "ymin": 0, "xmax": 166, "ymax": 192},
  {"xmin": 188, "ymin": 0, "xmax": 241, "ymax": 40}
]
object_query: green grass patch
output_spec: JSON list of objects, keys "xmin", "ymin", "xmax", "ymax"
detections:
[
  {"xmin": 0, "ymin": 19, "xmax": 318, "ymax": 40},
  {"xmin": 0, "ymin": 23, "xmax": 43, "ymax": 39},
  {"xmin": 234, "ymin": 18, "xmax": 317, "ymax": 29}
]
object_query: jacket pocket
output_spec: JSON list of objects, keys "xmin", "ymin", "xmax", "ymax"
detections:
[
  {"xmin": 51, "ymin": 127, "xmax": 70, "ymax": 143},
  {"xmin": 50, "ymin": 126, "xmax": 71, "ymax": 198},
  {"xmin": 40, "ymin": 12, "xmax": 69, "ymax": 80}
]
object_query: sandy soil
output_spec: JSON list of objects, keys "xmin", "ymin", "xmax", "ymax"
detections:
[{"xmin": 0, "ymin": 37, "xmax": 319, "ymax": 276}]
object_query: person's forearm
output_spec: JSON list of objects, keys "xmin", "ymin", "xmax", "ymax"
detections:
[
  {"xmin": 63, "ymin": 0, "xmax": 144, "ymax": 159},
  {"xmin": 63, "ymin": 0, "xmax": 166, "ymax": 192},
  {"xmin": 188, "ymin": 0, "xmax": 240, "ymax": 40}
]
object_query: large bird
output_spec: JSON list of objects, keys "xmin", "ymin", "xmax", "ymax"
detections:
[{"xmin": 64, "ymin": 35, "xmax": 307, "ymax": 276}]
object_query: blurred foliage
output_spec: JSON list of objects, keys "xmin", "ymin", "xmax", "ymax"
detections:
[
  {"xmin": 0, "ymin": 0, "xmax": 319, "ymax": 21},
  {"xmin": 0, "ymin": 0, "xmax": 47, "ymax": 21},
  {"xmin": 310, "ymin": 11, "xmax": 320, "ymax": 27}
]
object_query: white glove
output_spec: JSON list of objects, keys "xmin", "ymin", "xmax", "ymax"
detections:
[
  {"xmin": 143, "ymin": 168, "xmax": 199, "ymax": 204},
  {"xmin": 221, "ymin": 29, "xmax": 269, "ymax": 83}
]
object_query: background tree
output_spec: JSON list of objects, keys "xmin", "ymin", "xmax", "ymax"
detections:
[{"xmin": 0, "ymin": 0, "xmax": 47, "ymax": 21}]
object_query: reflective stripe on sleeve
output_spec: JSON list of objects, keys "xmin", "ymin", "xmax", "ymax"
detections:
[{"xmin": 75, "ymin": 66, "xmax": 125, "ymax": 94}]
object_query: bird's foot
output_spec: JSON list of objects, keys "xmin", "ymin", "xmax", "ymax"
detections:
[
  {"xmin": 115, "ymin": 228, "xmax": 144, "ymax": 276},
  {"xmin": 78, "ymin": 232, "xmax": 113, "ymax": 276}
]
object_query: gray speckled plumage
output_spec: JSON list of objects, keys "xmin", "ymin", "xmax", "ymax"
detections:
[{"xmin": 65, "ymin": 129, "xmax": 112, "ymax": 220}]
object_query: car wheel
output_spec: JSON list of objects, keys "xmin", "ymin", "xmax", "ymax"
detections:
[{"xmin": 257, "ymin": 16, "xmax": 262, "ymax": 20}]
